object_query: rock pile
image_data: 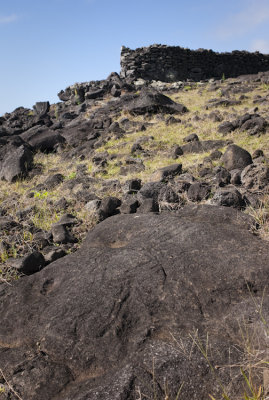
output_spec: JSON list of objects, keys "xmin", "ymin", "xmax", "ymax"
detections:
[{"xmin": 0, "ymin": 46, "xmax": 269, "ymax": 400}]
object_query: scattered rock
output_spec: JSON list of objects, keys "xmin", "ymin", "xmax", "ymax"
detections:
[
  {"xmin": 43, "ymin": 248, "xmax": 67, "ymax": 265},
  {"xmin": 218, "ymin": 121, "xmax": 235, "ymax": 135},
  {"xmin": 240, "ymin": 115, "xmax": 267, "ymax": 135},
  {"xmin": 222, "ymin": 144, "xmax": 252, "ymax": 171},
  {"xmin": 125, "ymin": 89, "xmax": 188, "ymax": 115},
  {"xmin": 21, "ymin": 127, "xmax": 65, "ymax": 152},
  {"xmin": 241, "ymin": 164, "xmax": 269, "ymax": 190},
  {"xmin": 0, "ymin": 217, "xmax": 18, "ymax": 230},
  {"xmin": 51, "ymin": 225, "xmax": 76, "ymax": 244},
  {"xmin": 171, "ymin": 144, "xmax": 183, "ymax": 159},
  {"xmin": 137, "ymin": 197, "xmax": 158, "ymax": 213},
  {"xmin": 85, "ymin": 199, "xmax": 101, "ymax": 213},
  {"xmin": 230, "ymin": 169, "xmax": 242, "ymax": 185},
  {"xmin": 181, "ymin": 139, "xmax": 228, "ymax": 154},
  {"xmin": 138, "ymin": 181, "xmax": 165, "ymax": 203},
  {"xmin": 211, "ymin": 186, "xmax": 245, "ymax": 209},
  {"xmin": 213, "ymin": 166, "xmax": 231, "ymax": 187},
  {"xmin": 33, "ymin": 101, "xmax": 50, "ymax": 115},
  {"xmin": 8, "ymin": 251, "xmax": 45, "ymax": 275},
  {"xmin": 122, "ymin": 178, "xmax": 142, "ymax": 193},
  {"xmin": 119, "ymin": 195, "xmax": 139, "ymax": 214},
  {"xmin": 0, "ymin": 144, "xmax": 33, "ymax": 182},
  {"xmin": 54, "ymin": 197, "xmax": 69, "ymax": 211},
  {"xmin": 99, "ymin": 196, "xmax": 121, "ymax": 219},
  {"xmin": 183, "ymin": 133, "xmax": 199, "ymax": 142},
  {"xmin": 209, "ymin": 150, "xmax": 222, "ymax": 160},
  {"xmin": 252, "ymin": 149, "xmax": 264, "ymax": 159},
  {"xmin": 43, "ymin": 173, "xmax": 64, "ymax": 190},
  {"xmin": 187, "ymin": 182, "xmax": 211, "ymax": 202},
  {"xmin": 165, "ymin": 116, "xmax": 181, "ymax": 125},
  {"xmin": 151, "ymin": 164, "xmax": 182, "ymax": 182}
]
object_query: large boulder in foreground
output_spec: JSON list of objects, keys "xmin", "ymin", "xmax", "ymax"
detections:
[{"xmin": 0, "ymin": 205, "xmax": 268, "ymax": 400}]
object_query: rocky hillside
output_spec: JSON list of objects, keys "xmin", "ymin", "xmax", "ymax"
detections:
[{"xmin": 0, "ymin": 68, "xmax": 269, "ymax": 399}]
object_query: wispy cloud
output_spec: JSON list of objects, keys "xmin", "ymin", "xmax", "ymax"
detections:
[
  {"xmin": 0, "ymin": 14, "xmax": 19, "ymax": 25},
  {"xmin": 216, "ymin": 0, "xmax": 269, "ymax": 39},
  {"xmin": 250, "ymin": 39, "xmax": 269, "ymax": 54}
]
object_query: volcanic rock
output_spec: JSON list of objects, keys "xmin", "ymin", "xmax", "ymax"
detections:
[
  {"xmin": 0, "ymin": 206, "xmax": 268, "ymax": 399},
  {"xmin": 124, "ymin": 89, "xmax": 188, "ymax": 115},
  {"xmin": 241, "ymin": 164, "xmax": 269, "ymax": 190},
  {"xmin": 222, "ymin": 144, "xmax": 252, "ymax": 171},
  {"xmin": 0, "ymin": 143, "xmax": 33, "ymax": 182}
]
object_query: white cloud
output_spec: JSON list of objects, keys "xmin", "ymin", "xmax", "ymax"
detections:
[
  {"xmin": 0, "ymin": 14, "xmax": 19, "ymax": 24},
  {"xmin": 216, "ymin": 0, "xmax": 269, "ymax": 39},
  {"xmin": 250, "ymin": 39, "xmax": 269, "ymax": 54}
]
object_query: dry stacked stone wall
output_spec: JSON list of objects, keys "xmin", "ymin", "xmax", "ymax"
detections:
[{"xmin": 120, "ymin": 44, "xmax": 269, "ymax": 82}]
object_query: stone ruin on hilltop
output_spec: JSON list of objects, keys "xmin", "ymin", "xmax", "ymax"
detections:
[{"xmin": 120, "ymin": 44, "xmax": 269, "ymax": 82}]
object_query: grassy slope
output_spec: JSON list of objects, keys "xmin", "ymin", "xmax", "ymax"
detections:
[
  {"xmin": 0, "ymin": 80, "xmax": 268, "ymax": 264},
  {"xmin": 0, "ymin": 81, "xmax": 268, "ymax": 399}
]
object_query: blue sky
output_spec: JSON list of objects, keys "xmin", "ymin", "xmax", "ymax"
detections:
[{"xmin": 1, "ymin": 0, "xmax": 269, "ymax": 115}]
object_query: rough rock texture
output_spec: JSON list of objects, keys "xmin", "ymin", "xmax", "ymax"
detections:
[
  {"xmin": 181, "ymin": 139, "xmax": 228, "ymax": 154},
  {"xmin": 241, "ymin": 164, "xmax": 269, "ymax": 190},
  {"xmin": 120, "ymin": 45, "xmax": 269, "ymax": 82},
  {"xmin": 0, "ymin": 143, "xmax": 33, "ymax": 182},
  {"xmin": 222, "ymin": 144, "xmax": 252, "ymax": 171},
  {"xmin": 124, "ymin": 89, "xmax": 188, "ymax": 115},
  {"xmin": 21, "ymin": 127, "xmax": 65, "ymax": 152},
  {"xmin": 1, "ymin": 205, "xmax": 268, "ymax": 400}
]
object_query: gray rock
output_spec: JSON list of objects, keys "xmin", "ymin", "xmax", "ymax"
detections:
[
  {"xmin": 211, "ymin": 186, "xmax": 245, "ymax": 209},
  {"xmin": 44, "ymin": 248, "xmax": 67, "ymax": 265},
  {"xmin": 187, "ymin": 182, "xmax": 211, "ymax": 202},
  {"xmin": 119, "ymin": 196, "xmax": 139, "ymax": 214},
  {"xmin": 43, "ymin": 174, "xmax": 64, "ymax": 190},
  {"xmin": 209, "ymin": 150, "xmax": 222, "ymax": 160},
  {"xmin": 0, "ymin": 206, "xmax": 268, "ymax": 399},
  {"xmin": 20, "ymin": 127, "xmax": 65, "ymax": 152},
  {"xmin": 51, "ymin": 225, "xmax": 76, "ymax": 244},
  {"xmin": 0, "ymin": 144, "xmax": 33, "ymax": 182},
  {"xmin": 85, "ymin": 199, "xmax": 101, "ymax": 213},
  {"xmin": 53, "ymin": 214, "xmax": 78, "ymax": 228},
  {"xmin": 213, "ymin": 166, "xmax": 231, "ymax": 187},
  {"xmin": 137, "ymin": 197, "xmax": 159, "ymax": 213},
  {"xmin": 218, "ymin": 121, "xmax": 235, "ymax": 134},
  {"xmin": 125, "ymin": 89, "xmax": 188, "ymax": 115},
  {"xmin": 183, "ymin": 133, "xmax": 199, "ymax": 143},
  {"xmin": 99, "ymin": 197, "xmax": 121, "ymax": 219},
  {"xmin": 241, "ymin": 164, "xmax": 269, "ymax": 190},
  {"xmin": 33, "ymin": 101, "xmax": 50, "ymax": 115},
  {"xmin": 181, "ymin": 139, "xmax": 228, "ymax": 154},
  {"xmin": 171, "ymin": 144, "xmax": 183, "ymax": 159},
  {"xmin": 8, "ymin": 251, "xmax": 45, "ymax": 275},
  {"xmin": 138, "ymin": 181, "xmax": 165, "ymax": 203},
  {"xmin": 122, "ymin": 179, "xmax": 142, "ymax": 193},
  {"xmin": 222, "ymin": 144, "xmax": 252, "ymax": 171},
  {"xmin": 230, "ymin": 169, "xmax": 242, "ymax": 185},
  {"xmin": 151, "ymin": 163, "xmax": 182, "ymax": 182}
]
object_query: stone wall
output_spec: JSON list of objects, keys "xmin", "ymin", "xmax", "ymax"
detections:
[{"xmin": 120, "ymin": 44, "xmax": 269, "ymax": 82}]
